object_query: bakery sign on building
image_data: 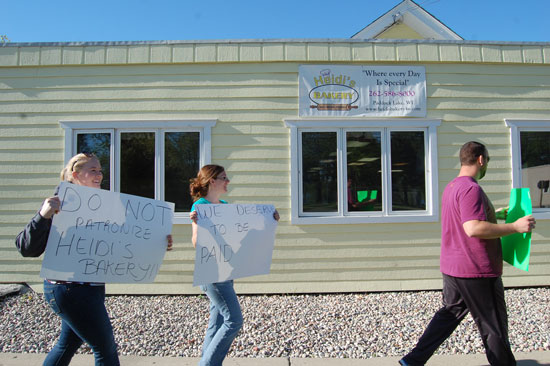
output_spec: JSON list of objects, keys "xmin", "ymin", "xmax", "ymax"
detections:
[{"xmin": 299, "ymin": 65, "xmax": 427, "ymax": 117}]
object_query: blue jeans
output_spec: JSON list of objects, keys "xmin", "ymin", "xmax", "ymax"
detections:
[
  {"xmin": 200, "ymin": 280, "xmax": 243, "ymax": 366},
  {"xmin": 42, "ymin": 281, "xmax": 119, "ymax": 366}
]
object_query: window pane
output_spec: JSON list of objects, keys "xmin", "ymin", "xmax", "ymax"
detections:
[
  {"xmin": 121, "ymin": 132, "xmax": 155, "ymax": 199},
  {"xmin": 165, "ymin": 132, "xmax": 200, "ymax": 212},
  {"xmin": 521, "ymin": 131, "xmax": 550, "ymax": 208},
  {"xmin": 302, "ymin": 132, "xmax": 337, "ymax": 212},
  {"xmin": 391, "ymin": 131, "xmax": 426, "ymax": 211},
  {"xmin": 346, "ymin": 131, "xmax": 382, "ymax": 212},
  {"xmin": 76, "ymin": 133, "xmax": 111, "ymax": 191}
]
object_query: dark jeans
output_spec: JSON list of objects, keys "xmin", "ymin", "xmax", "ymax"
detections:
[
  {"xmin": 402, "ymin": 274, "xmax": 515, "ymax": 366},
  {"xmin": 42, "ymin": 281, "xmax": 119, "ymax": 366}
]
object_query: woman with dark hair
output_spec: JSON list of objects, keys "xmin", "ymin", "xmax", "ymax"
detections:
[{"xmin": 189, "ymin": 164, "xmax": 278, "ymax": 366}]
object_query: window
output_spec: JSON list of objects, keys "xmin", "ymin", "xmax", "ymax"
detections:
[
  {"xmin": 506, "ymin": 119, "xmax": 550, "ymax": 219},
  {"xmin": 61, "ymin": 120, "xmax": 216, "ymax": 223},
  {"xmin": 285, "ymin": 119, "xmax": 440, "ymax": 224}
]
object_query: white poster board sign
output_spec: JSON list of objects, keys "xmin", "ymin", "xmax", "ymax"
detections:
[
  {"xmin": 299, "ymin": 65, "xmax": 426, "ymax": 117},
  {"xmin": 40, "ymin": 182, "xmax": 174, "ymax": 283},
  {"xmin": 193, "ymin": 203, "xmax": 278, "ymax": 286}
]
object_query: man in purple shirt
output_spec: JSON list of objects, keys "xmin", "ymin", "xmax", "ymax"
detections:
[{"xmin": 399, "ymin": 141, "xmax": 536, "ymax": 366}]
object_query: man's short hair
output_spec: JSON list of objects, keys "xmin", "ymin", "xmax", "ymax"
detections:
[{"xmin": 460, "ymin": 141, "xmax": 487, "ymax": 166}]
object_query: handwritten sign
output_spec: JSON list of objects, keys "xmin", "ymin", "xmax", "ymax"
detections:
[
  {"xmin": 299, "ymin": 65, "xmax": 426, "ymax": 117},
  {"xmin": 193, "ymin": 203, "xmax": 278, "ymax": 286},
  {"xmin": 502, "ymin": 188, "xmax": 532, "ymax": 271},
  {"xmin": 40, "ymin": 182, "xmax": 174, "ymax": 283}
]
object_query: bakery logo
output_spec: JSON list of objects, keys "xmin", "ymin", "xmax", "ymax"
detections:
[{"xmin": 309, "ymin": 69, "xmax": 359, "ymax": 111}]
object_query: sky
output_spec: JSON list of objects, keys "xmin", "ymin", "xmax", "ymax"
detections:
[{"xmin": 1, "ymin": 0, "xmax": 549, "ymax": 44}]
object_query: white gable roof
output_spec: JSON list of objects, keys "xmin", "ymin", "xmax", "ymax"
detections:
[{"xmin": 351, "ymin": 0, "xmax": 462, "ymax": 40}]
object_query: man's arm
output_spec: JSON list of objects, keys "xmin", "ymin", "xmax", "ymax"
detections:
[{"xmin": 463, "ymin": 215, "xmax": 535, "ymax": 239}]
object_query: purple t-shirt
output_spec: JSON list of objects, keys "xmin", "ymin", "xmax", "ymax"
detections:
[{"xmin": 440, "ymin": 176, "xmax": 502, "ymax": 278}]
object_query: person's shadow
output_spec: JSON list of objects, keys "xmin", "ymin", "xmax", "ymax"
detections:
[
  {"xmin": 476, "ymin": 359, "xmax": 549, "ymax": 366},
  {"xmin": 194, "ymin": 212, "xmax": 233, "ymax": 285}
]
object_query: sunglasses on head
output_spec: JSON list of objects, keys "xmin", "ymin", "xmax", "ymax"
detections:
[{"xmin": 72, "ymin": 152, "xmax": 96, "ymax": 170}]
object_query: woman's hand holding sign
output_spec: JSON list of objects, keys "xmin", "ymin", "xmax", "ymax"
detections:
[
  {"xmin": 189, "ymin": 210, "xmax": 198, "ymax": 223},
  {"xmin": 166, "ymin": 234, "xmax": 173, "ymax": 251},
  {"xmin": 39, "ymin": 196, "xmax": 61, "ymax": 219}
]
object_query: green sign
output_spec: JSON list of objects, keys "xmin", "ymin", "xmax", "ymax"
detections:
[{"xmin": 501, "ymin": 188, "xmax": 532, "ymax": 271}]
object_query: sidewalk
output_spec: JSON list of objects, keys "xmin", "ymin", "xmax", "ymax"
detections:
[{"xmin": 1, "ymin": 351, "xmax": 549, "ymax": 366}]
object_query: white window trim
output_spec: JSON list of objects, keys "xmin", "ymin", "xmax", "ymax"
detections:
[
  {"xmin": 505, "ymin": 119, "xmax": 550, "ymax": 220},
  {"xmin": 285, "ymin": 118, "xmax": 441, "ymax": 224},
  {"xmin": 297, "ymin": 128, "xmax": 340, "ymax": 217},
  {"xmin": 60, "ymin": 119, "xmax": 216, "ymax": 224}
]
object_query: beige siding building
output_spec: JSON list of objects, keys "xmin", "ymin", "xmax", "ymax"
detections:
[{"xmin": 1, "ymin": 1, "xmax": 549, "ymax": 294}]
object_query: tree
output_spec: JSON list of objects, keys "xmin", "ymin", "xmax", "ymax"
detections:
[{"xmin": 1, "ymin": 35, "xmax": 9, "ymax": 44}]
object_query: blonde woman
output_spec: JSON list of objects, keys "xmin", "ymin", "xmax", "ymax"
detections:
[{"xmin": 16, "ymin": 153, "xmax": 172, "ymax": 366}]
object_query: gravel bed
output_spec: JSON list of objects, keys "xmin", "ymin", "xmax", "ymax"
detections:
[{"xmin": 1, "ymin": 287, "xmax": 549, "ymax": 359}]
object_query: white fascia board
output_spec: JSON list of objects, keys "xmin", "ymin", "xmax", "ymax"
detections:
[
  {"xmin": 402, "ymin": 9, "xmax": 462, "ymax": 40},
  {"xmin": 352, "ymin": 0, "xmax": 461, "ymax": 40}
]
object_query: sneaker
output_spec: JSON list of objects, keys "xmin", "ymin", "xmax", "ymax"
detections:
[{"xmin": 399, "ymin": 358, "xmax": 423, "ymax": 366}]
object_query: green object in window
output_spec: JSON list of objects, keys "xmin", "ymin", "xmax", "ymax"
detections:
[{"xmin": 357, "ymin": 190, "xmax": 377, "ymax": 202}]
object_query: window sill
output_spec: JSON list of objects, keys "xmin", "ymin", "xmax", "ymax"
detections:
[
  {"xmin": 290, "ymin": 214, "xmax": 439, "ymax": 225},
  {"xmin": 173, "ymin": 214, "xmax": 192, "ymax": 225},
  {"xmin": 532, "ymin": 211, "xmax": 550, "ymax": 220}
]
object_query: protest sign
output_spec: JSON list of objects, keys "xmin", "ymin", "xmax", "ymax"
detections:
[
  {"xmin": 501, "ymin": 188, "xmax": 532, "ymax": 271},
  {"xmin": 40, "ymin": 182, "xmax": 174, "ymax": 283},
  {"xmin": 193, "ymin": 203, "xmax": 278, "ymax": 286}
]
